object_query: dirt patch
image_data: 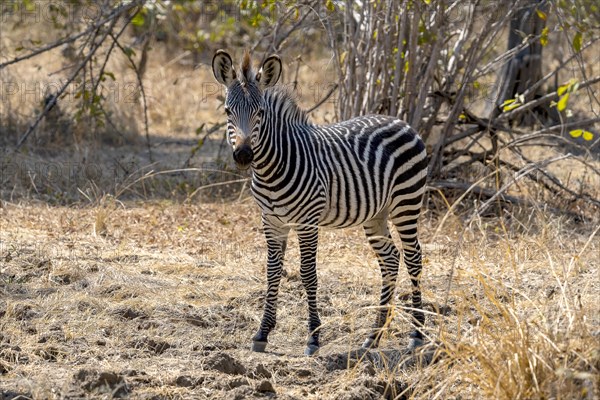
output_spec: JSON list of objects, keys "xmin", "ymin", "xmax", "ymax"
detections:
[
  {"xmin": 128, "ymin": 337, "xmax": 172, "ymax": 355},
  {"xmin": 173, "ymin": 374, "xmax": 202, "ymax": 388},
  {"xmin": 110, "ymin": 306, "xmax": 148, "ymax": 320},
  {"xmin": 204, "ymin": 352, "xmax": 247, "ymax": 375},
  {"xmin": 256, "ymin": 379, "xmax": 276, "ymax": 393},
  {"xmin": 74, "ymin": 369, "xmax": 129, "ymax": 398}
]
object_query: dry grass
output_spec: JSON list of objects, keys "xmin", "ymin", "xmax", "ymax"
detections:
[{"xmin": 0, "ymin": 199, "xmax": 598, "ymax": 399}]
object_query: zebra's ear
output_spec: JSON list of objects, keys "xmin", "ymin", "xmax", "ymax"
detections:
[
  {"xmin": 212, "ymin": 50, "xmax": 237, "ymax": 86},
  {"xmin": 257, "ymin": 55, "xmax": 281, "ymax": 89}
]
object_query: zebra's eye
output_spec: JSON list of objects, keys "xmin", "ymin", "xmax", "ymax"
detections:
[{"xmin": 224, "ymin": 106, "xmax": 231, "ymax": 116}]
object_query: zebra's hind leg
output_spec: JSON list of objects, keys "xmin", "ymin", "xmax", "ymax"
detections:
[
  {"xmin": 252, "ymin": 221, "xmax": 289, "ymax": 352},
  {"xmin": 391, "ymin": 203, "xmax": 425, "ymax": 351},
  {"xmin": 297, "ymin": 226, "xmax": 321, "ymax": 356},
  {"xmin": 362, "ymin": 213, "xmax": 401, "ymax": 349}
]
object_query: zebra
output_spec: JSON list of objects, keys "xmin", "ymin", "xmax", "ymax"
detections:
[{"xmin": 212, "ymin": 50, "xmax": 428, "ymax": 356}]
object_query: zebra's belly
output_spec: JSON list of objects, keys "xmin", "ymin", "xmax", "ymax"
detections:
[
  {"xmin": 318, "ymin": 190, "xmax": 386, "ymax": 229},
  {"xmin": 258, "ymin": 202, "xmax": 380, "ymax": 228},
  {"xmin": 252, "ymin": 184, "xmax": 326, "ymax": 226}
]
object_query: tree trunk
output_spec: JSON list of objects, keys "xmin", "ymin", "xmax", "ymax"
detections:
[{"xmin": 489, "ymin": 0, "xmax": 547, "ymax": 125}]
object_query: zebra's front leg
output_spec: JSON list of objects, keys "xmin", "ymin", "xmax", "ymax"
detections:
[
  {"xmin": 252, "ymin": 222, "xmax": 289, "ymax": 352},
  {"xmin": 362, "ymin": 217, "xmax": 401, "ymax": 349},
  {"xmin": 297, "ymin": 227, "xmax": 321, "ymax": 356}
]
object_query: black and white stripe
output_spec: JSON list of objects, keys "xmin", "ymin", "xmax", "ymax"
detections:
[{"xmin": 212, "ymin": 50, "xmax": 427, "ymax": 355}]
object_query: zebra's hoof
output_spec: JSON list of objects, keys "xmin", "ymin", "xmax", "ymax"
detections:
[
  {"xmin": 361, "ymin": 337, "xmax": 378, "ymax": 349},
  {"xmin": 304, "ymin": 344, "xmax": 319, "ymax": 356},
  {"xmin": 251, "ymin": 341, "xmax": 268, "ymax": 352},
  {"xmin": 407, "ymin": 337, "xmax": 424, "ymax": 351}
]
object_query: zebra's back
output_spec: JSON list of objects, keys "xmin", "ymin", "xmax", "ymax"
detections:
[{"xmin": 316, "ymin": 115, "xmax": 427, "ymax": 228}]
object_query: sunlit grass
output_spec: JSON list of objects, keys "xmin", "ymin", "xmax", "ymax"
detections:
[{"xmin": 0, "ymin": 200, "xmax": 598, "ymax": 399}]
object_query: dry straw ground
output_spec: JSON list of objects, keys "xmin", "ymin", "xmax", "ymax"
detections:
[{"xmin": 1, "ymin": 198, "xmax": 598, "ymax": 399}]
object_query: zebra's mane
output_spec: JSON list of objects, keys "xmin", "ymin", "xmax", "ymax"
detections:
[
  {"xmin": 264, "ymin": 85, "xmax": 309, "ymax": 125},
  {"xmin": 240, "ymin": 50, "xmax": 255, "ymax": 86}
]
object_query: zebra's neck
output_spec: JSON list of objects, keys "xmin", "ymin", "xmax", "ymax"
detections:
[
  {"xmin": 252, "ymin": 87, "xmax": 312, "ymax": 176},
  {"xmin": 263, "ymin": 86, "xmax": 309, "ymax": 126}
]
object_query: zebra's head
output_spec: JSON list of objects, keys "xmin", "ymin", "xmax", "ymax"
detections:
[{"xmin": 212, "ymin": 50, "xmax": 282, "ymax": 169}]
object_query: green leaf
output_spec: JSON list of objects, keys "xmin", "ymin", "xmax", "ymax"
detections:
[
  {"xmin": 339, "ymin": 51, "xmax": 347, "ymax": 65},
  {"xmin": 502, "ymin": 98, "xmax": 521, "ymax": 112},
  {"xmin": 326, "ymin": 0, "xmax": 335, "ymax": 12},
  {"xmin": 557, "ymin": 78, "xmax": 579, "ymax": 97},
  {"xmin": 540, "ymin": 27, "xmax": 549, "ymax": 47},
  {"xmin": 503, "ymin": 103, "xmax": 521, "ymax": 112},
  {"xmin": 557, "ymin": 83, "xmax": 569, "ymax": 96},
  {"xmin": 536, "ymin": 9, "xmax": 547, "ymax": 20},
  {"xmin": 123, "ymin": 47, "xmax": 136, "ymax": 57},
  {"xmin": 569, "ymin": 129, "xmax": 593, "ymax": 140},
  {"xmin": 102, "ymin": 71, "xmax": 116, "ymax": 81},
  {"xmin": 583, "ymin": 131, "xmax": 594, "ymax": 141},
  {"xmin": 131, "ymin": 12, "xmax": 145, "ymax": 27},
  {"xmin": 557, "ymin": 93, "xmax": 569, "ymax": 111},
  {"xmin": 573, "ymin": 31, "xmax": 582, "ymax": 52},
  {"xmin": 250, "ymin": 13, "xmax": 263, "ymax": 27},
  {"xmin": 569, "ymin": 129, "xmax": 583, "ymax": 138}
]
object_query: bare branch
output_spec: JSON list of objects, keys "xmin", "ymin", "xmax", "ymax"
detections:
[
  {"xmin": 109, "ymin": 32, "xmax": 153, "ymax": 162},
  {"xmin": 497, "ymin": 75, "xmax": 600, "ymax": 121},
  {"xmin": 14, "ymin": 12, "xmax": 127, "ymax": 150},
  {"xmin": 0, "ymin": 1, "xmax": 144, "ymax": 70},
  {"xmin": 306, "ymin": 84, "xmax": 338, "ymax": 114}
]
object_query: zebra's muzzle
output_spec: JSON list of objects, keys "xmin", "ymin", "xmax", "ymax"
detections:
[{"xmin": 233, "ymin": 144, "xmax": 254, "ymax": 169}]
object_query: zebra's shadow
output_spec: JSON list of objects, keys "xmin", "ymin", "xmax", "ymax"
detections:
[{"xmin": 319, "ymin": 342, "xmax": 440, "ymax": 372}]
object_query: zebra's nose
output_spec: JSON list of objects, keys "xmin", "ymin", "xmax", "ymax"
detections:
[{"xmin": 233, "ymin": 145, "xmax": 254, "ymax": 168}]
